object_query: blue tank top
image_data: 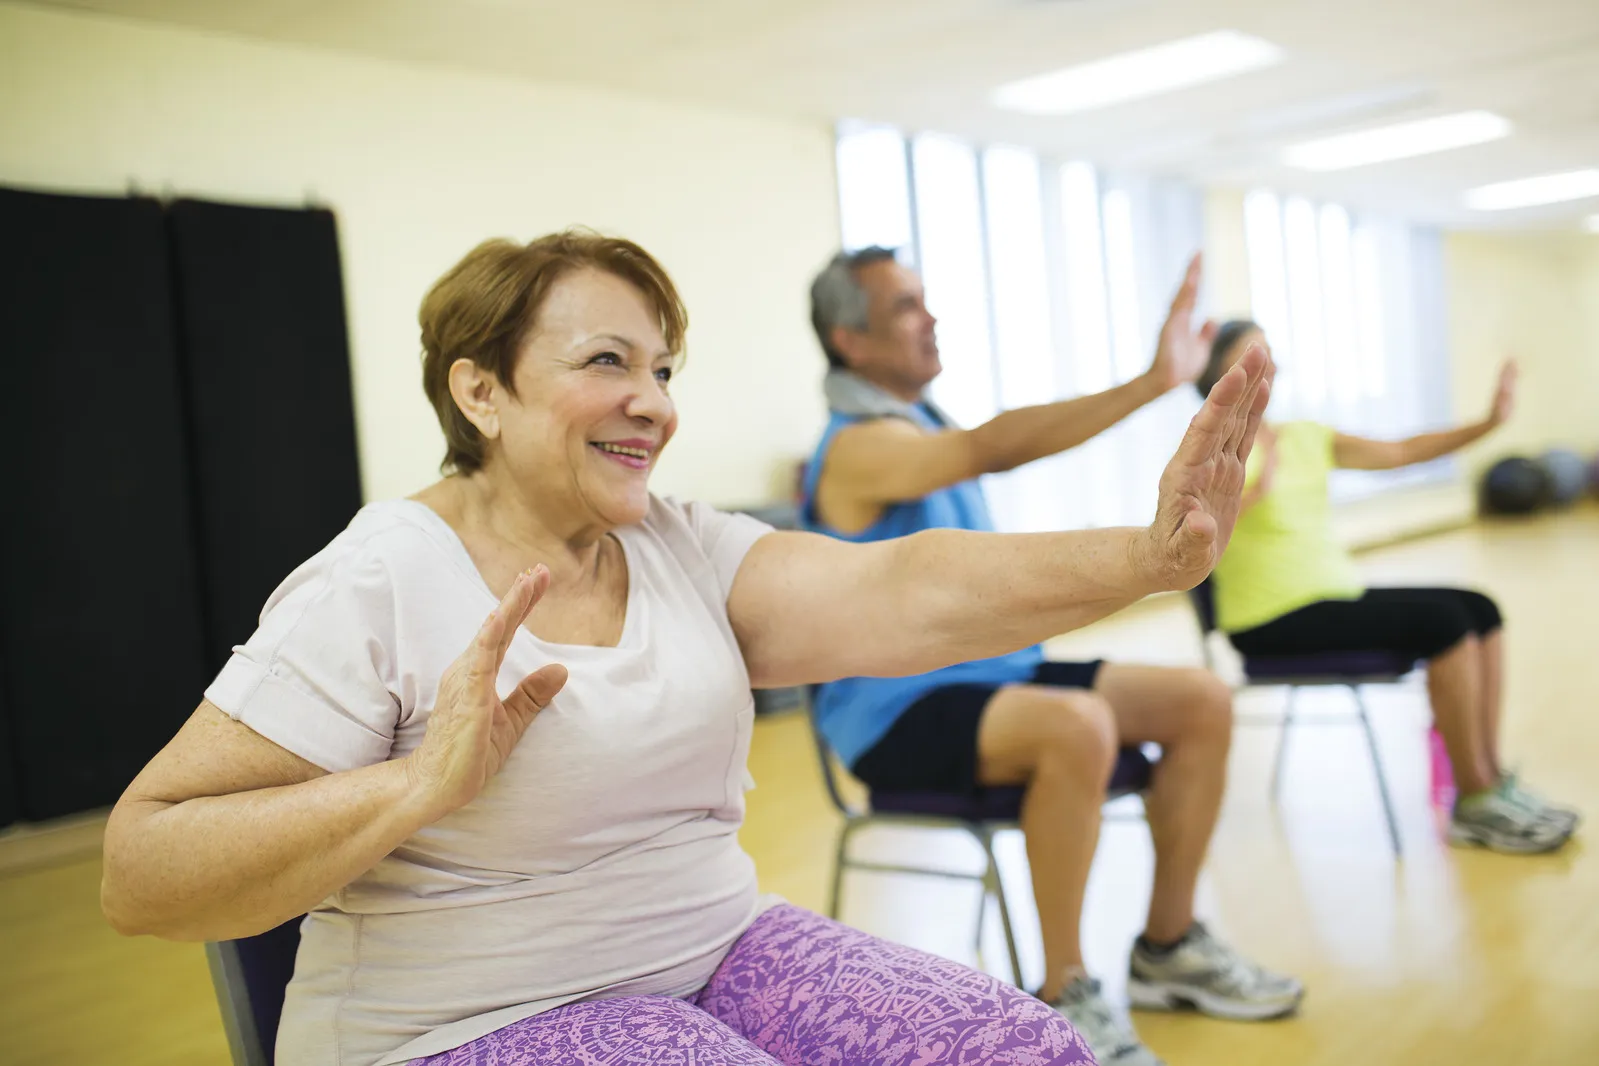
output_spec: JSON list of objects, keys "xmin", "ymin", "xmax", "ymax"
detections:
[{"xmin": 800, "ymin": 405, "xmax": 1044, "ymax": 767}]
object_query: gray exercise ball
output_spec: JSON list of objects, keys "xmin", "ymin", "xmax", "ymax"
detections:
[
  {"xmin": 1481, "ymin": 457, "xmax": 1550, "ymax": 515},
  {"xmin": 1539, "ymin": 449, "xmax": 1588, "ymax": 506}
]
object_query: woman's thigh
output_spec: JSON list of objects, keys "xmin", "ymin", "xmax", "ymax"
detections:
[
  {"xmin": 696, "ymin": 904, "xmax": 1093, "ymax": 1066},
  {"xmin": 413, "ymin": 995, "xmax": 781, "ymax": 1066},
  {"xmin": 1231, "ymin": 589, "xmax": 1475, "ymax": 659}
]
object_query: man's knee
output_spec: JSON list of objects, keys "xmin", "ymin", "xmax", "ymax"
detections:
[
  {"xmin": 1183, "ymin": 669, "xmax": 1235, "ymax": 743},
  {"xmin": 1030, "ymin": 688, "xmax": 1118, "ymax": 778}
]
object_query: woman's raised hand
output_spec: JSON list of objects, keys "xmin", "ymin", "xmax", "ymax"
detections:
[
  {"xmin": 1132, "ymin": 344, "xmax": 1274, "ymax": 592},
  {"xmin": 405, "ymin": 567, "xmax": 568, "ymax": 820}
]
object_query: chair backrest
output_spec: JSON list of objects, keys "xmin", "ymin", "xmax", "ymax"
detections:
[
  {"xmin": 804, "ymin": 688, "xmax": 867, "ymax": 819},
  {"xmin": 1187, "ymin": 579, "xmax": 1219, "ymax": 635},
  {"xmin": 206, "ymin": 916, "xmax": 303, "ymax": 1066},
  {"xmin": 1185, "ymin": 579, "xmax": 1222, "ymax": 672}
]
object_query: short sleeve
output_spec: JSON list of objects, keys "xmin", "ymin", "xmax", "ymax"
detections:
[
  {"xmin": 204, "ymin": 536, "xmax": 401, "ymax": 773},
  {"xmin": 672, "ymin": 499, "xmax": 774, "ymax": 601},
  {"xmin": 1310, "ymin": 421, "xmax": 1337, "ymax": 467}
]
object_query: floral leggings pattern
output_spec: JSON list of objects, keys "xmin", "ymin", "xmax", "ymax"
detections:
[{"xmin": 415, "ymin": 904, "xmax": 1094, "ymax": 1065}]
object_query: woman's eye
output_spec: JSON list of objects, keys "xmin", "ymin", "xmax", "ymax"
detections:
[
  {"xmin": 654, "ymin": 367, "xmax": 673, "ymax": 384},
  {"xmin": 590, "ymin": 352, "xmax": 623, "ymax": 367}
]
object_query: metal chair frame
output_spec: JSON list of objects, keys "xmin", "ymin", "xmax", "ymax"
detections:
[{"xmin": 806, "ymin": 701, "xmax": 1148, "ymax": 986}]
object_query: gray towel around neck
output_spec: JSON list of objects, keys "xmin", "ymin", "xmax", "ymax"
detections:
[{"xmin": 822, "ymin": 368, "xmax": 957, "ymax": 427}]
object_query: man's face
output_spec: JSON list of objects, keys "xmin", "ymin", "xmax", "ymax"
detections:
[{"xmin": 836, "ymin": 258, "xmax": 941, "ymax": 394}]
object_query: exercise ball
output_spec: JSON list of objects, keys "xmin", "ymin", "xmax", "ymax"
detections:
[
  {"xmin": 1539, "ymin": 449, "xmax": 1588, "ymax": 506},
  {"xmin": 1480, "ymin": 457, "xmax": 1550, "ymax": 515}
]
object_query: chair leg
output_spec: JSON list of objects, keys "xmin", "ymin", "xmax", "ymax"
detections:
[
  {"xmin": 976, "ymin": 827, "xmax": 1024, "ymax": 988},
  {"xmin": 827, "ymin": 821, "xmax": 856, "ymax": 919},
  {"xmin": 1270, "ymin": 686, "xmax": 1299, "ymax": 800},
  {"xmin": 1352, "ymin": 687, "xmax": 1403, "ymax": 858},
  {"xmin": 972, "ymin": 875, "xmax": 988, "ymax": 955}
]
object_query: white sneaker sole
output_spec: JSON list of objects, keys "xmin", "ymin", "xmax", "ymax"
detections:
[
  {"xmin": 1446, "ymin": 822, "xmax": 1570, "ymax": 854},
  {"xmin": 1126, "ymin": 976, "xmax": 1302, "ymax": 1021}
]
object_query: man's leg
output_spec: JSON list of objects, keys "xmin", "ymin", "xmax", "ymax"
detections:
[
  {"xmin": 1092, "ymin": 665, "xmax": 1232, "ymax": 945},
  {"xmin": 1093, "ymin": 664, "xmax": 1303, "ymax": 1021},
  {"xmin": 976, "ymin": 684, "xmax": 1116, "ymax": 1003}
]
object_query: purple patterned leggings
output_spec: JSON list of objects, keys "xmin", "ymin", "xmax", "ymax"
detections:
[{"xmin": 416, "ymin": 904, "xmax": 1094, "ymax": 1065}]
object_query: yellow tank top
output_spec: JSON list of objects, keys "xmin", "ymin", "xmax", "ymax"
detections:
[{"xmin": 1213, "ymin": 421, "xmax": 1364, "ymax": 633}]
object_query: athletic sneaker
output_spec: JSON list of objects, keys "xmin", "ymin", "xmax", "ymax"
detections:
[
  {"xmin": 1127, "ymin": 922, "xmax": 1304, "ymax": 1021},
  {"xmin": 1449, "ymin": 786, "xmax": 1572, "ymax": 853},
  {"xmin": 1049, "ymin": 976, "xmax": 1165, "ymax": 1066},
  {"xmin": 1497, "ymin": 772, "xmax": 1581, "ymax": 832}
]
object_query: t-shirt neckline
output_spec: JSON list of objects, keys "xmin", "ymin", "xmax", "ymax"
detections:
[{"xmin": 382, "ymin": 498, "xmax": 642, "ymax": 653}]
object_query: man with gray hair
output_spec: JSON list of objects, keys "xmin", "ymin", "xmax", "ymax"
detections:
[{"xmin": 800, "ymin": 247, "xmax": 1302, "ymax": 1066}]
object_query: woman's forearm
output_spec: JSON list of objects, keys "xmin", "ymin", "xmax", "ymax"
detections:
[
  {"xmin": 1400, "ymin": 418, "xmax": 1495, "ymax": 465},
  {"xmin": 102, "ymin": 758, "xmax": 434, "ymax": 942},
  {"xmin": 876, "ymin": 526, "xmax": 1159, "ymax": 676}
]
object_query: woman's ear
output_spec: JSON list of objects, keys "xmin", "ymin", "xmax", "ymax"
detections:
[{"xmin": 448, "ymin": 358, "xmax": 501, "ymax": 443}]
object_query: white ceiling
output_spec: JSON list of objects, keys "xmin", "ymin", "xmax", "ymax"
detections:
[{"xmin": 30, "ymin": 0, "xmax": 1599, "ymax": 229}]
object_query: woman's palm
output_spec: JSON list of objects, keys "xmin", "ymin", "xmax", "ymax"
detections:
[
  {"xmin": 1138, "ymin": 344, "xmax": 1273, "ymax": 590},
  {"xmin": 409, "ymin": 568, "xmax": 569, "ymax": 817}
]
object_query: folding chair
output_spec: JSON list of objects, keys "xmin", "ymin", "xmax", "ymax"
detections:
[
  {"xmin": 807, "ymin": 698, "xmax": 1155, "ymax": 986},
  {"xmin": 205, "ymin": 916, "xmax": 303, "ymax": 1066},
  {"xmin": 1188, "ymin": 579, "xmax": 1419, "ymax": 856}
]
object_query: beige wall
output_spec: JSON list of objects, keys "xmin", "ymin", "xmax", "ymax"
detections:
[
  {"xmin": 1202, "ymin": 187, "xmax": 1253, "ymax": 319},
  {"xmin": 1444, "ymin": 230, "xmax": 1599, "ymax": 479},
  {"xmin": 0, "ymin": 3, "xmax": 839, "ymax": 506}
]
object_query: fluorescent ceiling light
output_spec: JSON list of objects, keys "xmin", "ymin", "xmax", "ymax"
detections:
[
  {"xmin": 1283, "ymin": 111, "xmax": 1511, "ymax": 171},
  {"xmin": 1465, "ymin": 169, "xmax": 1599, "ymax": 211},
  {"xmin": 993, "ymin": 31, "xmax": 1284, "ymax": 116},
  {"xmin": 1584, "ymin": 214, "xmax": 1599, "ymax": 233}
]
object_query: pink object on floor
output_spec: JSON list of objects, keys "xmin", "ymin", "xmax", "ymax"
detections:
[{"xmin": 1429, "ymin": 727, "xmax": 1456, "ymax": 810}]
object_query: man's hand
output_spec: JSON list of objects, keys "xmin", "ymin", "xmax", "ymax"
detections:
[{"xmin": 1145, "ymin": 253, "xmax": 1218, "ymax": 393}]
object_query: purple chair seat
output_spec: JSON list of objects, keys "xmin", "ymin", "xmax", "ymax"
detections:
[
  {"xmin": 869, "ymin": 747, "xmax": 1155, "ymax": 821},
  {"xmin": 1241, "ymin": 649, "xmax": 1417, "ymax": 683}
]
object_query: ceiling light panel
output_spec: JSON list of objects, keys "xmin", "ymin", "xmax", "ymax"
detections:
[
  {"xmin": 1464, "ymin": 170, "xmax": 1599, "ymax": 211},
  {"xmin": 993, "ymin": 31, "xmax": 1284, "ymax": 116},
  {"xmin": 1284, "ymin": 111, "xmax": 1511, "ymax": 171}
]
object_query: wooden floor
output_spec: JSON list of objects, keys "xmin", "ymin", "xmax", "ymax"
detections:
[{"xmin": 2, "ymin": 505, "xmax": 1595, "ymax": 1065}]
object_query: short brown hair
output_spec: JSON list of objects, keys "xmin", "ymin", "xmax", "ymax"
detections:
[{"xmin": 419, "ymin": 229, "xmax": 688, "ymax": 474}]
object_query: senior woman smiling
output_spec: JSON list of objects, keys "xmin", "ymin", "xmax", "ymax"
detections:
[{"xmin": 101, "ymin": 230, "xmax": 1271, "ymax": 1066}]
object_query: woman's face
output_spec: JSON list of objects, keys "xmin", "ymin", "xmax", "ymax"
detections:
[{"xmin": 485, "ymin": 268, "xmax": 678, "ymax": 531}]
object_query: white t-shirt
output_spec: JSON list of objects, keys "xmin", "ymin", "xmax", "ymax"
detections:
[{"xmin": 204, "ymin": 495, "xmax": 775, "ymax": 1066}]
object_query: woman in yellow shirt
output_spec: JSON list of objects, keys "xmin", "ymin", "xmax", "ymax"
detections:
[{"xmin": 1199, "ymin": 321, "xmax": 1577, "ymax": 855}]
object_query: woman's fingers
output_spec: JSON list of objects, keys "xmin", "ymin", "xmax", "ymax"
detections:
[
  {"xmin": 503, "ymin": 663, "xmax": 569, "ymax": 731},
  {"xmin": 1177, "ymin": 343, "xmax": 1254, "ymax": 473},
  {"xmin": 1236, "ymin": 371, "xmax": 1273, "ymax": 465},
  {"xmin": 1220, "ymin": 346, "xmax": 1269, "ymax": 458},
  {"xmin": 494, "ymin": 566, "xmax": 550, "ymax": 661},
  {"xmin": 469, "ymin": 598, "xmax": 508, "ymax": 682}
]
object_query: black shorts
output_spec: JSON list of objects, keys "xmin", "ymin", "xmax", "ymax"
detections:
[
  {"xmin": 1230, "ymin": 587, "xmax": 1502, "ymax": 660},
  {"xmin": 850, "ymin": 660, "xmax": 1104, "ymax": 797}
]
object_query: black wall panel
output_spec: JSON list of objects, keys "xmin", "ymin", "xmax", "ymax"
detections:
[
  {"xmin": 0, "ymin": 672, "xmax": 17, "ymax": 829},
  {"xmin": 167, "ymin": 200, "xmax": 363, "ymax": 672},
  {"xmin": 0, "ymin": 188, "xmax": 210, "ymax": 820}
]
